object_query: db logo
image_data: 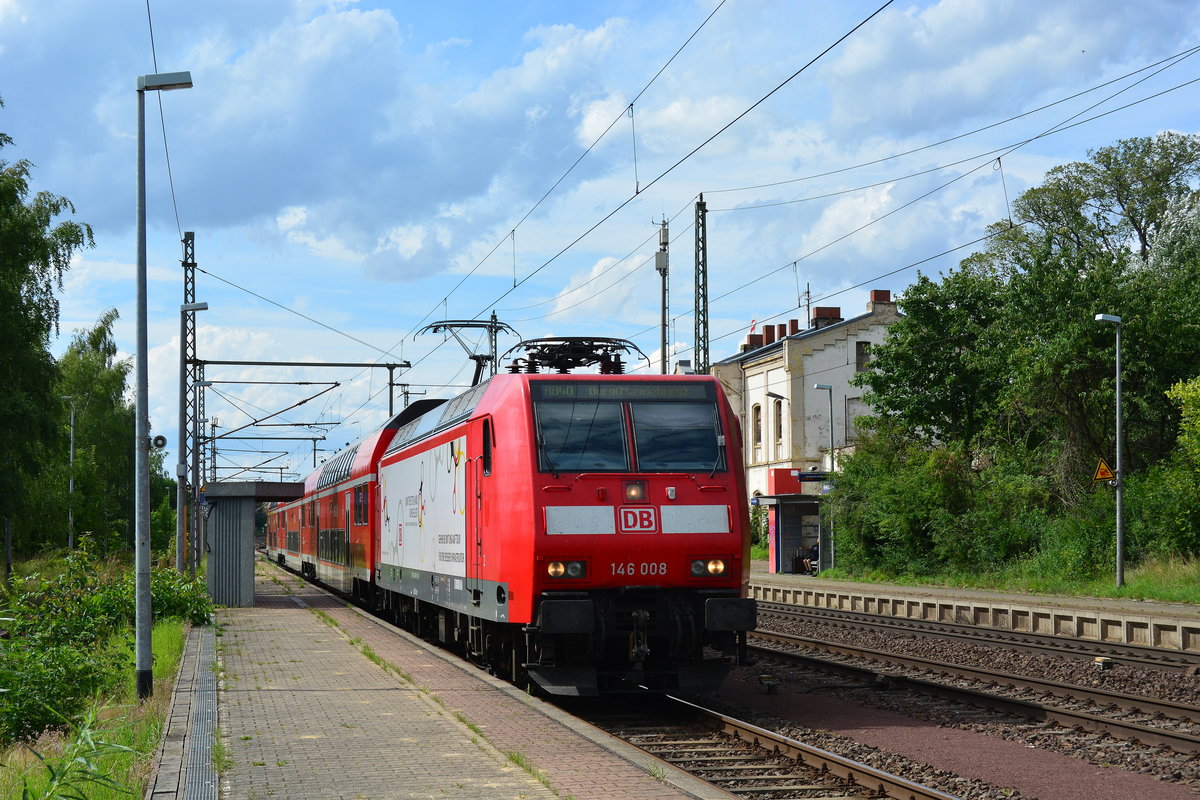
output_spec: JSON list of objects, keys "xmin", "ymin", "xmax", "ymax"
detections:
[{"xmin": 618, "ymin": 506, "xmax": 658, "ymax": 533}]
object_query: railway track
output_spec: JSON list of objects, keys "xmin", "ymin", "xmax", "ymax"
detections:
[
  {"xmin": 749, "ymin": 628, "xmax": 1200, "ymax": 754},
  {"xmin": 580, "ymin": 693, "xmax": 959, "ymax": 800},
  {"xmin": 757, "ymin": 601, "xmax": 1200, "ymax": 673}
]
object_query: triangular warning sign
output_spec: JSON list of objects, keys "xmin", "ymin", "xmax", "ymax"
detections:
[{"xmin": 1093, "ymin": 459, "xmax": 1115, "ymax": 481}]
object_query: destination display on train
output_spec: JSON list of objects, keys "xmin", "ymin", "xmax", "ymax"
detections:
[{"xmin": 532, "ymin": 381, "xmax": 711, "ymax": 401}]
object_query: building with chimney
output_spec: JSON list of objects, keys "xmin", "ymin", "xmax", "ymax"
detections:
[{"xmin": 710, "ymin": 289, "xmax": 900, "ymax": 573}]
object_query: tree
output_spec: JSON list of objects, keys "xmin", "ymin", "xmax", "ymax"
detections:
[
  {"xmin": 852, "ymin": 264, "xmax": 1007, "ymax": 447},
  {"xmin": 58, "ymin": 310, "xmax": 135, "ymax": 552},
  {"xmin": 0, "ymin": 101, "xmax": 94, "ymax": 535},
  {"xmin": 842, "ymin": 133, "xmax": 1200, "ymax": 575}
]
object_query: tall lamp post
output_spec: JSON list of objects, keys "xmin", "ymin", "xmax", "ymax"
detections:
[
  {"xmin": 177, "ymin": 302, "xmax": 207, "ymax": 572},
  {"xmin": 814, "ymin": 383, "xmax": 835, "ymax": 571},
  {"xmin": 1095, "ymin": 313, "xmax": 1124, "ymax": 588},
  {"xmin": 136, "ymin": 70, "xmax": 193, "ymax": 700}
]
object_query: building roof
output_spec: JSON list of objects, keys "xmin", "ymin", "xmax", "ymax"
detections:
[{"xmin": 713, "ymin": 305, "xmax": 885, "ymax": 367}]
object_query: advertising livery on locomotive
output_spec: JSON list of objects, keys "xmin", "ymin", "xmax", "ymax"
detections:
[{"xmin": 266, "ymin": 338, "xmax": 756, "ymax": 696}]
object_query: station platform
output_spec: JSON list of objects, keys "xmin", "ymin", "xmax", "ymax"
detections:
[
  {"xmin": 145, "ymin": 561, "xmax": 733, "ymax": 800},
  {"xmin": 748, "ymin": 562, "xmax": 1200, "ymax": 654}
]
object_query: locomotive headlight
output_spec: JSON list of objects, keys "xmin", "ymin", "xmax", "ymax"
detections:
[
  {"xmin": 624, "ymin": 480, "xmax": 647, "ymax": 503},
  {"xmin": 547, "ymin": 561, "xmax": 587, "ymax": 579},
  {"xmin": 691, "ymin": 558, "xmax": 727, "ymax": 577}
]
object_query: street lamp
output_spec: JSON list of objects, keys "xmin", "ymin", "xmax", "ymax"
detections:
[
  {"xmin": 814, "ymin": 383, "xmax": 834, "ymax": 571},
  {"xmin": 177, "ymin": 302, "xmax": 207, "ymax": 573},
  {"xmin": 136, "ymin": 70, "xmax": 193, "ymax": 701},
  {"xmin": 1095, "ymin": 313, "xmax": 1124, "ymax": 588}
]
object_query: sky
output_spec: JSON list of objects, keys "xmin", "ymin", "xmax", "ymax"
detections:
[{"xmin": 3, "ymin": 0, "xmax": 1200, "ymax": 481}]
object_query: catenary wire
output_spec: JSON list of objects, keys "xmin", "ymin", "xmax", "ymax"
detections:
[
  {"xmin": 619, "ymin": 69, "xmax": 1200, "ymax": 354},
  {"xmin": 144, "ymin": 0, "xmax": 184, "ymax": 239},
  {"xmin": 398, "ymin": 0, "xmax": 730, "ymax": 341},
  {"xmin": 469, "ymin": 1, "xmax": 897, "ymax": 322},
  {"xmin": 704, "ymin": 43, "xmax": 1200, "ymax": 197}
]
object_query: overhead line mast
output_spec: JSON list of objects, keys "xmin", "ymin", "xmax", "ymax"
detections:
[
  {"xmin": 694, "ymin": 194, "xmax": 709, "ymax": 374},
  {"xmin": 656, "ymin": 219, "xmax": 669, "ymax": 374}
]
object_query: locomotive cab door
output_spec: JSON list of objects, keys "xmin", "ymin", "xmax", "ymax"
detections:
[{"xmin": 467, "ymin": 417, "xmax": 492, "ymax": 608}]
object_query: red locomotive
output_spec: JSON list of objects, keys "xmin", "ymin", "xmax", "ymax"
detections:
[{"xmin": 266, "ymin": 338, "xmax": 756, "ymax": 695}]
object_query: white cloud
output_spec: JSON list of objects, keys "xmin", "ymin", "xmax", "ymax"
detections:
[
  {"xmin": 274, "ymin": 205, "xmax": 364, "ymax": 261},
  {"xmin": 548, "ymin": 254, "xmax": 652, "ymax": 326},
  {"xmin": 824, "ymin": 0, "xmax": 1200, "ymax": 135},
  {"xmin": 377, "ymin": 224, "xmax": 427, "ymax": 260},
  {"xmin": 798, "ymin": 184, "xmax": 897, "ymax": 260},
  {"xmin": 462, "ymin": 20, "xmax": 625, "ymax": 116},
  {"xmin": 0, "ymin": 0, "xmax": 25, "ymax": 26}
]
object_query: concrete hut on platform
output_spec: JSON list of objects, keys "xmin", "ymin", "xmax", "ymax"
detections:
[
  {"xmin": 203, "ymin": 480, "xmax": 304, "ymax": 606},
  {"xmin": 711, "ymin": 290, "xmax": 900, "ymax": 574}
]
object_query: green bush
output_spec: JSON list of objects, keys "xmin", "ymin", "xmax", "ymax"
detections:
[
  {"xmin": 0, "ymin": 644, "xmax": 117, "ymax": 744},
  {"xmin": 0, "ymin": 543, "xmax": 210, "ymax": 746},
  {"xmin": 1027, "ymin": 488, "xmax": 1117, "ymax": 581}
]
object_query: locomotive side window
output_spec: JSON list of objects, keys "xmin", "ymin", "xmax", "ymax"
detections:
[
  {"xmin": 534, "ymin": 401, "xmax": 629, "ymax": 472},
  {"xmin": 482, "ymin": 418, "xmax": 494, "ymax": 475},
  {"xmin": 631, "ymin": 402, "xmax": 724, "ymax": 472}
]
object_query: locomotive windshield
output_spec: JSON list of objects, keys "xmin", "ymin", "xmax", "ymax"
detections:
[{"xmin": 532, "ymin": 381, "xmax": 724, "ymax": 473}]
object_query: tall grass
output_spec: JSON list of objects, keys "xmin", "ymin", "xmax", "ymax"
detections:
[{"xmin": 0, "ymin": 620, "xmax": 188, "ymax": 800}]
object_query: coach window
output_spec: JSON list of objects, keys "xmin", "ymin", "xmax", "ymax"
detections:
[{"xmin": 482, "ymin": 419, "xmax": 493, "ymax": 475}]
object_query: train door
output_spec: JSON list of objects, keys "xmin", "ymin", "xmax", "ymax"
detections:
[
  {"xmin": 344, "ymin": 490, "xmax": 353, "ymax": 571},
  {"xmin": 467, "ymin": 418, "xmax": 492, "ymax": 608},
  {"xmin": 373, "ymin": 482, "xmax": 382, "ymax": 574}
]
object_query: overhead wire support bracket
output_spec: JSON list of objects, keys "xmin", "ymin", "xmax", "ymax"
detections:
[
  {"xmin": 203, "ymin": 383, "xmax": 340, "ymax": 444},
  {"xmin": 420, "ymin": 313, "xmax": 520, "ymax": 386}
]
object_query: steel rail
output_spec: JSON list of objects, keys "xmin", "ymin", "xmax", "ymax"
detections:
[
  {"xmin": 750, "ymin": 633, "xmax": 1200, "ymax": 754},
  {"xmin": 758, "ymin": 601, "xmax": 1200, "ymax": 672},
  {"xmin": 664, "ymin": 693, "xmax": 961, "ymax": 800}
]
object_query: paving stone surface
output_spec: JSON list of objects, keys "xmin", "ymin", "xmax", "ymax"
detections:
[
  {"xmin": 215, "ymin": 564, "xmax": 710, "ymax": 800},
  {"xmin": 217, "ymin": 572, "xmax": 556, "ymax": 800}
]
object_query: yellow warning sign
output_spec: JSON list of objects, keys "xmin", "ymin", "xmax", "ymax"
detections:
[{"xmin": 1093, "ymin": 459, "xmax": 1115, "ymax": 481}]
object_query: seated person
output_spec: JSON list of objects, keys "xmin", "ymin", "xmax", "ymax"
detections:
[{"xmin": 801, "ymin": 544, "xmax": 818, "ymax": 575}]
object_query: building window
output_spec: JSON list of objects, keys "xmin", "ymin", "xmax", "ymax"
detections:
[
  {"xmin": 751, "ymin": 404, "xmax": 762, "ymax": 461},
  {"xmin": 856, "ymin": 341, "xmax": 872, "ymax": 372},
  {"xmin": 772, "ymin": 399, "xmax": 783, "ymax": 459}
]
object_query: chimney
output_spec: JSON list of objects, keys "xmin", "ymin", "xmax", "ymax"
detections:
[
  {"xmin": 867, "ymin": 289, "xmax": 893, "ymax": 312},
  {"xmin": 763, "ymin": 325, "xmax": 776, "ymax": 345},
  {"xmin": 776, "ymin": 323, "xmax": 788, "ymax": 340},
  {"xmin": 811, "ymin": 306, "xmax": 843, "ymax": 329},
  {"xmin": 743, "ymin": 333, "xmax": 764, "ymax": 351},
  {"xmin": 788, "ymin": 319, "xmax": 800, "ymax": 335}
]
